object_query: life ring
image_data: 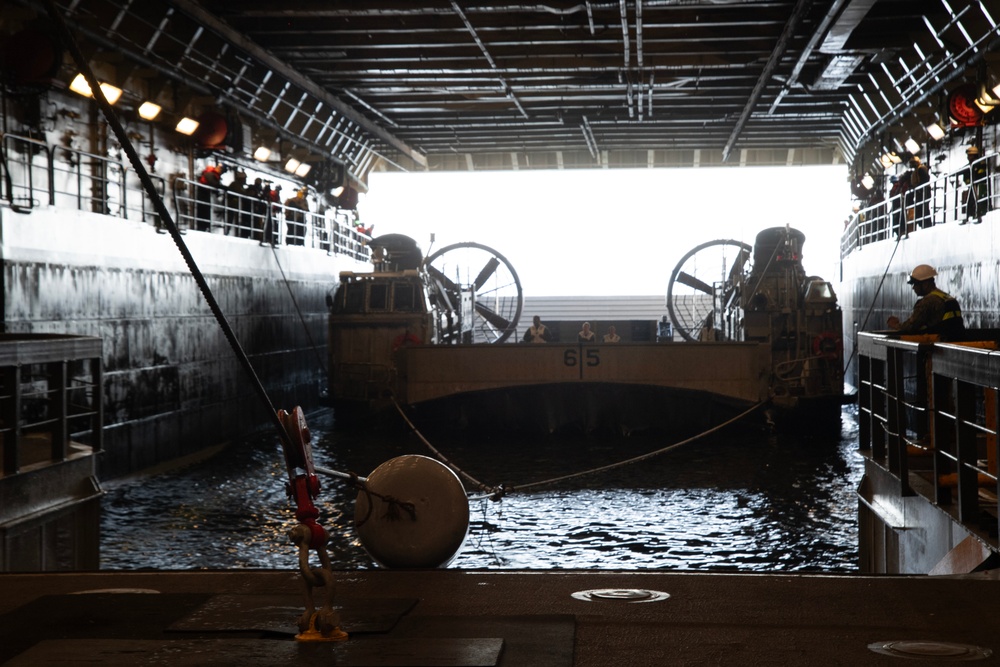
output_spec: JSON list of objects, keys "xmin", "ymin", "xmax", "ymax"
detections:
[
  {"xmin": 392, "ymin": 332, "xmax": 422, "ymax": 352},
  {"xmin": 812, "ymin": 333, "xmax": 841, "ymax": 361}
]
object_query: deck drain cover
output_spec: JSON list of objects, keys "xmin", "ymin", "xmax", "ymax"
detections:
[
  {"xmin": 571, "ymin": 588, "xmax": 670, "ymax": 603},
  {"xmin": 868, "ymin": 640, "xmax": 992, "ymax": 660}
]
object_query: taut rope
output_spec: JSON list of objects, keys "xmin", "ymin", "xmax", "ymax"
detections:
[{"xmin": 390, "ymin": 396, "xmax": 767, "ymax": 501}]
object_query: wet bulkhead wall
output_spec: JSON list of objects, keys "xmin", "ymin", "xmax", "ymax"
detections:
[
  {"xmin": 0, "ymin": 205, "xmax": 339, "ymax": 478},
  {"xmin": 0, "ymin": 77, "xmax": 367, "ymax": 479}
]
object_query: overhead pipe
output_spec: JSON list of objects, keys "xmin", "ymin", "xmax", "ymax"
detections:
[
  {"xmin": 636, "ymin": 0, "xmax": 644, "ymax": 120},
  {"xmin": 451, "ymin": 1, "xmax": 530, "ymax": 119},
  {"xmin": 722, "ymin": 0, "xmax": 813, "ymax": 161},
  {"xmin": 619, "ymin": 0, "xmax": 631, "ymax": 70},
  {"xmin": 581, "ymin": 115, "xmax": 599, "ymax": 158}
]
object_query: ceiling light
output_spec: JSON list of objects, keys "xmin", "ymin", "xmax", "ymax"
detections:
[
  {"xmin": 861, "ymin": 173, "xmax": 874, "ymax": 190},
  {"xmin": 879, "ymin": 154, "xmax": 893, "ymax": 169},
  {"xmin": 69, "ymin": 73, "xmax": 122, "ymax": 105},
  {"xmin": 253, "ymin": 146, "xmax": 272, "ymax": 161},
  {"xmin": 137, "ymin": 101, "xmax": 161, "ymax": 120},
  {"xmin": 175, "ymin": 117, "xmax": 200, "ymax": 135},
  {"xmin": 284, "ymin": 157, "xmax": 301, "ymax": 173},
  {"xmin": 330, "ymin": 185, "xmax": 345, "ymax": 197},
  {"xmin": 294, "ymin": 162, "xmax": 312, "ymax": 177},
  {"xmin": 904, "ymin": 138, "xmax": 921, "ymax": 154},
  {"xmin": 888, "ymin": 152, "xmax": 902, "ymax": 164},
  {"xmin": 925, "ymin": 122, "xmax": 945, "ymax": 140}
]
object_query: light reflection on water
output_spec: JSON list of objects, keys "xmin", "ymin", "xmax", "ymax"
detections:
[{"xmin": 100, "ymin": 405, "xmax": 863, "ymax": 572}]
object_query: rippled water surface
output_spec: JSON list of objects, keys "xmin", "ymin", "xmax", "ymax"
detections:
[{"xmin": 101, "ymin": 406, "xmax": 863, "ymax": 572}]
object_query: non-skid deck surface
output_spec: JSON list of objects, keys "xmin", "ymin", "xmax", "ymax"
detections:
[{"xmin": 0, "ymin": 591, "xmax": 574, "ymax": 666}]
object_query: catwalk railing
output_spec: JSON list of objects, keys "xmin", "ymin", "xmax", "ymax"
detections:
[
  {"xmin": 841, "ymin": 151, "xmax": 998, "ymax": 258},
  {"xmin": 0, "ymin": 133, "xmax": 370, "ymax": 261},
  {"xmin": 0, "ymin": 334, "xmax": 103, "ymax": 477},
  {"xmin": 857, "ymin": 332, "xmax": 1000, "ymax": 548}
]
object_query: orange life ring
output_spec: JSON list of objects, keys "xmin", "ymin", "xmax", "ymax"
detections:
[
  {"xmin": 812, "ymin": 332, "xmax": 841, "ymax": 361},
  {"xmin": 392, "ymin": 332, "xmax": 422, "ymax": 352}
]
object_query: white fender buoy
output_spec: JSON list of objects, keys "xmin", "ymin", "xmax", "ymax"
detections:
[{"xmin": 355, "ymin": 455, "xmax": 469, "ymax": 568}]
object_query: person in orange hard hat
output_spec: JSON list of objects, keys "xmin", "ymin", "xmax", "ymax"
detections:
[{"xmin": 886, "ymin": 264, "xmax": 964, "ymax": 340}]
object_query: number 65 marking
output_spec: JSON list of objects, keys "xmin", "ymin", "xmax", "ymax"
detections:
[{"xmin": 564, "ymin": 348, "xmax": 600, "ymax": 367}]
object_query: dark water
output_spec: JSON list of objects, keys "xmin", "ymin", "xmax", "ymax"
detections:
[{"xmin": 100, "ymin": 406, "xmax": 863, "ymax": 572}]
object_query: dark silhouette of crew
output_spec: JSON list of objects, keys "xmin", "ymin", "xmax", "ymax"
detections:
[{"xmin": 887, "ymin": 264, "xmax": 964, "ymax": 340}]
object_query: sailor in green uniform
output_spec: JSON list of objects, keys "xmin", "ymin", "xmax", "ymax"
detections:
[{"xmin": 887, "ymin": 264, "xmax": 965, "ymax": 340}]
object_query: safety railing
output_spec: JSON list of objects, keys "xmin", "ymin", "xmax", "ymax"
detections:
[
  {"xmin": 0, "ymin": 133, "xmax": 370, "ymax": 260},
  {"xmin": 0, "ymin": 335, "xmax": 103, "ymax": 477},
  {"xmin": 171, "ymin": 177, "xmax": 372, "ymax": 254},
  {"xmin": 842, "ymin": 151, "xmax": 999, "ymax": 258},
  {"xmin": 0, "ymin": 134, "xmax": 52, "ymax": 210},
  {"xmin": 857, "ymin": 331, "xmax": 1000, "ymax": 545}
]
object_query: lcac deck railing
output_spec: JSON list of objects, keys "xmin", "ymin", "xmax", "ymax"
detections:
[
  {"xmin": 0, "ymin": 334, "xmax": 103, "ymax": 476},
  {"xmin": 858, "ymin": 331, "xmax": 1000, "ymax": 548},
  {"xmin": 0, "ymin": 334, "xmax": 104, "ymax": 571}
]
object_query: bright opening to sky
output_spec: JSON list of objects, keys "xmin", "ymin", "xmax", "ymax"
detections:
[{"xmin": 359, "ymin": 165, "xmax": 849, "ymax": 297}]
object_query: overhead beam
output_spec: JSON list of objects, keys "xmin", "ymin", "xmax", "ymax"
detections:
[
  {"xmin": 168, "ymin": 0, "xmax": 427, "ymax": 167},
  {"xmin": 722, "ymin": 0, "xmax": 814, "ymax": 162}
]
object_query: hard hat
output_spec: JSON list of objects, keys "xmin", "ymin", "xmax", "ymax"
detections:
[
  {"xmin": 907, "ymin": 264, "xmax": 937, "ymax": 283},
  {"xmin": 967, "ymin": 145, "xmax": 980, "ymax": 155}
]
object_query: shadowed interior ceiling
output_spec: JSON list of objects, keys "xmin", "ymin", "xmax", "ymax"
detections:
[{"xmin": 7, "ymin": 1, "xmax": 1000, "ymax": 181}]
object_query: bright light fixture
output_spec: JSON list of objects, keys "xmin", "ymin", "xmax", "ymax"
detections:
[
  {"xmin": 330, "ymin": 185, "xmax": 345, "ymax": 197},
  {"xmin": 175, "ymin": 117, "xmax": 200, "ymax": 135},
  {"xmin": 879, "ymin": 154, "xmax": 893, "ymax": 169},
  {"xmin": 253, "ymin": 146, "xmax": 272, "ymax": 161},
  {"xmin": 294, "ymin": 162, "xmax": 312, "ymax": 177},
  {"xmin": 861, "ymin": 173, "xmax": 875, "ymax": 190},
  {"xmin": 888, "ymin": 152, "xmax": 902, "ymax": 164},
  {"xmin": 284, "ymin": 158, "xmax": 301, "ymax": 173},
  {"xmin": 137, "ymin": 101, "xmax": 161, "ymax": 120},
  {"xmin": 904, "ymin": 138, "xmax": 921, "ymax": 154},
  {"xmin": 69, "ymin": 73, "xmax": 123, "ymax": 105},
  {"xmin": 925, "ymin": 122, "xmax": 945, "ymax": 140}
]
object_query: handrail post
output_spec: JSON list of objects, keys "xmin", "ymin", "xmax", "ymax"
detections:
[
  {"xmin": 1, "ymin": 365, "xmax": 19, "ymax": 475},
  {"xmin": 51, "ymin": 360, "xmax": 68, "ymax": 462},
  {"xmin": 955, "ymin": 379, "xmax": 978, "ymax": 523}
]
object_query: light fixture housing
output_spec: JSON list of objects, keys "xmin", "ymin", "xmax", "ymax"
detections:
[
  {"xmin": 904, "ymin": 138, "xmax": 921, "ymax": 155},
  {"xmin": 925, "ymin": 122, "xmax": 945, "ymax": 140},
  {"xmin": 137, "ymin": 101, "xmax": 161, "ymax": 120},
  {"xmin": 861, "ymin": 173, "xmax": 875, "ymax": 190},
  {"xmin": 294, "ymin": 162, "xmax": 312, "ymax": 177},
  {"xmin": 69, "ymin": 73, "xmax": 122, "ymax": 105},
  {"xmin": 284, "ymin": 157, "xmax": 301, "ymax": 173},
  {"xmin": 253, "ymin": 146, "xmax": 272, "ymax": 161},
  {"xmin": 175, "ymin": 117, "xmax": 200, "ymax": 135}
]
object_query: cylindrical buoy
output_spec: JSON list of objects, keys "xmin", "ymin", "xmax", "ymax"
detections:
[{"xmin": 355, "ymin": 455, "xmax": 469, "ymax": 568}]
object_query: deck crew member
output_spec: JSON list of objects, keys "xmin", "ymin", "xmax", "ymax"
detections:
[
  {"xmin": 603, "ymin": 325, "xmax": 621, "ymax": 343},
  {"xmin": 963, "ymin": 145, "xmax": 988, "ymax": 222},
  {"xmin": 523, "ymin": 315, "xmax": 552, "ymax": 343},
  {"xmin": 886, "ymin": 264, "xmax": 965, "ymax": 340},
  {"xmin": 908, "ymin": 156, "xmax": 931, "ymax": 228},
  {"xmin": 284, "ymin": 187, "xmax": 310, "ymax": 245},
  {"xmin": 578, "ymin": 322, "xmax": 596, "ymax": 342}
]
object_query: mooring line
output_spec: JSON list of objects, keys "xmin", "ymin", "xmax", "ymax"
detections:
[
  {"xmin": 392, "ymin": 396, "xmax": 767, "ymax": 501},
  {"xmin": 841, "ymin": 230, "xmax": 903, "ymax": 377},
  {"xmin": 268, "ymin": 244, "xmax": 329, "ymax": 375},
  {"xmin": 390, "ymin": 398, "xmax": 495, "ymax": 494}
]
